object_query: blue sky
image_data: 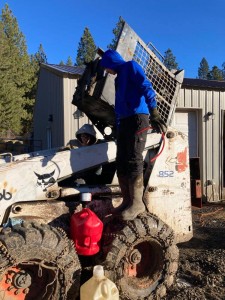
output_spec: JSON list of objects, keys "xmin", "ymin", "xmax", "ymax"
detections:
[{"xmin": 1, "ymin": 0, "xmax": 225, "ymax": 78}]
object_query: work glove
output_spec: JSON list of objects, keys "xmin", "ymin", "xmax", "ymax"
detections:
[{"xmin": 149, "ymin": 108, "xmax": 167, "ymax": 134}]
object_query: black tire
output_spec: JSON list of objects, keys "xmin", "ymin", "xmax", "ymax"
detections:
[
  {"xmin": 104, "ymin": 213, "xmax": 179, "ymax": 300},
  {"xmin": 0, "ymin": 221, "xmax": 81, "ymax": 300}
]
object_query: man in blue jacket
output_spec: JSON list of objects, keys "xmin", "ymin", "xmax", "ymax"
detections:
[{"xmin": 100, "ymin": 49, "xmax": 166, "ymax": 221}]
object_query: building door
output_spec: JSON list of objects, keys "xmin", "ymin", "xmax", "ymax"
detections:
[
  {"xmin": 172, "ymin": 111, "xmax": 198, "ymax": 158},
  {"xmin": 173, "ymin": 111, "xmax": 201, "ymax": 207}
]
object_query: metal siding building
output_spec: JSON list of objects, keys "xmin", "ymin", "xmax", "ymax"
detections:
[
  {"xmin": 34, "ymin": 64, "xmax": 225, "ymax": 201},
  {"xmin": 34, "ymin": 64, "xmax": 89, "ymax": 150},
  {"xmin": 176, "ymin": 79, "xmax": 225, "ymax": 201}
]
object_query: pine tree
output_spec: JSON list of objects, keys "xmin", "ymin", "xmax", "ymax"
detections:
[
  {"xmin": 66, "ymin": 56, "xmax": 73, "ymax": 66},
  {"xmin": 107, "ymin": 16, "xmax": 125, "ymax": 50},
  {"xmin": 222, "ymin": 62, "xmax": 225, "ymax": 80},
  {"xmin": 24, "ymin": 44, "xmax": 48, "ymax": 134},
  {"xmin": 163, "ymin": 49, "xmax": 179, "ymax": 71},
  {"xmin": 76, "ymin": 27, "xmax": 96, "ymax": 66},
  {"xmin": 0, "ymin": 4, "xmax": 32, "ymax": 135},
  {"xmin": 198, "ymin": 58, "xmax": 210, "ymax": 79},
  {"xmin": 208, "ymin": 66, "xmax": 223, "ymax": 80},
  {"xmin": 0, "ymin": 20, "xmax": 11, "ymax": 134},
  {"xmin": 33, "ymin": 44, "xmax": 47, "ymax": 65}
]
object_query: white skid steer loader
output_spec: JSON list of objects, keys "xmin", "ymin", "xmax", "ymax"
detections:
[{"xmin": 0, "ymin": 21, "xmax": 192, "ymax": 300}]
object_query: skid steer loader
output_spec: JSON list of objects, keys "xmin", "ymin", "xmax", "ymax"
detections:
[{"xmin": 0, "ymin": 21, "xmax": 193, "ymax": 300}]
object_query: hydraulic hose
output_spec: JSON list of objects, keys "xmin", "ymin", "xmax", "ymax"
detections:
[{"xmin": 136, "ymin": 126, "xmax": 166, "ymax": 163}]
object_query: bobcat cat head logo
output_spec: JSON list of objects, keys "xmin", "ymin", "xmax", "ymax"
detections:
[{"xmin": 34, "ymin": 170, "xmax": 56, "ymax": 191}]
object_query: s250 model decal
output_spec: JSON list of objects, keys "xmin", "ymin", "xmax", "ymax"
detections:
[
  {"xmin": 159, "ymin": 171, "xmax": 174, "ymax": 177},
  {"xmin": 0, "ymin": 189, "xmax": 12, "ymax": 200}
]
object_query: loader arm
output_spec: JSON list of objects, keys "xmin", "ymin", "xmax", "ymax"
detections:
[{"xmin": 0, "ymin": 133, "xmax": 162, "ymax": 226}]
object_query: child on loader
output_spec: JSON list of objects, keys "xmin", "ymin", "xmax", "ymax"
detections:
[{"xmin": 67, "ymin": 123, "xmax": 98, "ymax": 148}]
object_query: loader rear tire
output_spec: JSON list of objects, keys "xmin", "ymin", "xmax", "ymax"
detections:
[
  {"xmin": 104, "ymin": 212, "xmax": 179, "ymax": 300},
  {"xmin": 0, "ymin": 221, "xmax": 81, "ymax": 300}
]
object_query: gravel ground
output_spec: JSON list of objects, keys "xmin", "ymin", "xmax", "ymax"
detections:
[{"xmin": 163, "ymin": 202, "xmax": 225, "ymax": 300}]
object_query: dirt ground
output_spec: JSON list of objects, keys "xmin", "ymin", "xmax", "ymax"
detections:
[{"xmin": 163, "ymin": 202, "xmax": 225, "ymax": 300}]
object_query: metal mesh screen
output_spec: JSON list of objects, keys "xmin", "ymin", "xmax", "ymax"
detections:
[{"xmin": 133, "ymin": 42, "xmax": 179, "ymax": 125}]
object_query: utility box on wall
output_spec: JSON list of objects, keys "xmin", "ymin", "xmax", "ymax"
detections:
[
  {"xmin": 190, "ymin": 157, "xmax": 202, "ymax": 207},
  {"xmin": 191, "ymin": 179, "xmax": 202, "ymax": 207}
]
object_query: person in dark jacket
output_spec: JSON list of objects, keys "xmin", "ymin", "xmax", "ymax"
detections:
[
  {"xmin": 67, "ymin": 124, "xmax": 98, "ymax": 148},
  {"xmin": 100, "ymin": 49, "xmax": 166, "ymax": 221},
  {"xmin": 61, "ymin": 124, "xmax": 104, "ymax": 185}
]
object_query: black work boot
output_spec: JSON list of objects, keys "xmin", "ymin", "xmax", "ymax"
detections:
[
  {"xmin": 113, "ymin": 175, "xmax": 131, "ymax": 213},
  {"xmin": 122, "ymin": 174, "xmax": 146, "ymax": 221}
]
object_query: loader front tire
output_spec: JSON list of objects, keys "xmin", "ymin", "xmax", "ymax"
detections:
[
  {"xmin": 104, "ymin": 213, "xmax": 179, "ymax": 300},
  {"xmin": 0, "ymin": 221, "xmax": 81, "ymax": 300}
]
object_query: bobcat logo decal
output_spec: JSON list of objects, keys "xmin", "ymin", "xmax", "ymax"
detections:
[{"xmin": 34, "ymin": 170, "xmax": 56, "ymax": 191}]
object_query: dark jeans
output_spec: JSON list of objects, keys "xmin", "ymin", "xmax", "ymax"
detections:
[{"xmin": 116, "ymin": 114, "xmax": 149, "ymax": 179}]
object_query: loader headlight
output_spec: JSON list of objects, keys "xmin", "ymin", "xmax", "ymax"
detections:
[{"xmin": 104, "ymin": 127, "xmax": 112, "ymax": 136}]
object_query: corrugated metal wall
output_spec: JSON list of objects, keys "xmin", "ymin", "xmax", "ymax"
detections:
[
  {"xmin": 62, "ymin": 77, "xmax": 104, "ymax": 144},
  {"xmin": 34, "ymin": 68, "xmax": 64, "ymax": 149},
  {"xmin": 63, "ymin": 77, "xmax": 90, "ymax": 146},
  {"xmin": 34, "ymin": 66, "xmax": 95, "ymax": 150},
  {"xmin": 177, "ymin": 87, "xmax": 225, "ymax": 201}
]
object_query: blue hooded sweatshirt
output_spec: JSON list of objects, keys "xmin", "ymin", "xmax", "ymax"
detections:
[{"xmin": 100, "ymin": 49, "xmax": 157, "ymax": 121}]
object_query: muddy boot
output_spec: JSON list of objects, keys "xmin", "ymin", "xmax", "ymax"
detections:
[
  {"xmin": 122, "ymin": 174, "xmax": 146, "ymax": 221},
  {"xmin": 113, "ymin": 175, "xmax": 131, "ymax": 213}
]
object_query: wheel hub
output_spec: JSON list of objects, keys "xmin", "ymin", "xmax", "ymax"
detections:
[
  {"xmin": 129, "ymin": 249, "xmax": 142, "ymax": 265},
  {"xmin": 0, "ymin": 266, "xmax": 28, "ymax": 299},
  {"xmin": 0, "ymin": 263, "xmax": 56, "ymax": 299},
  {"xmin": 13, "ymin": 270, "xmax": 32, "ymax": 289}
]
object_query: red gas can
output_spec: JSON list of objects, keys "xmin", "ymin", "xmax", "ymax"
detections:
[{"xmin": 70, "ymin": 208, "xmax": 103, "ymax": 256}]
